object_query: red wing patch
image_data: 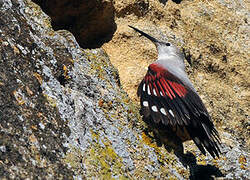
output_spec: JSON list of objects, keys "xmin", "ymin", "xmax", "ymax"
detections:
[
  {"xmin": 145, "ymin": 63, "xmax": 188, "ymax": 99},
  {"xmin": 139, "ymin": 63, "xmax": 192, "ymax": 126},
  {"xmin": 137, "ymin": 63, "xmax": 221, "ymax": 158}
]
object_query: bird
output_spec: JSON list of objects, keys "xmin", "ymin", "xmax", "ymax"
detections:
[{"xmin": 129, "ymin": 25, "xmax": 221, "ymax": 158}]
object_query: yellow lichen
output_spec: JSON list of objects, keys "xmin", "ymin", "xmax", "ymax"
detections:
[
  {"xmin": 141, "ymin": 131, "xmax": 158, "ymax": 149},
  {"xmin": 13, "ymin": 89, "xmax": 26, "ymax": 105},
  {"xmin": 12, "ymin": 45, "xmax": 20, "ymax": 55},
  {"xmin": 197, "ymin": 156, "xmax": 207, "ymax": 166},
  {"xmin": 33, "ymin": 72, "xmax": 43, "ymax": 84},
  {"xmin": 77, "ymin": 131, "xmax": 125, "ymax": 178},
  {"xmin": 63, "ymin": 64, "xmax": 71, "ymax": 79},
  {"xmin": 43, "ymin": 94, "xmax": 57, "ymax": 107},
  {"xmin": 29, "ymin": 134, "xmax": 38, "ymax": 144},
  {"xmin": 239, "ymin": 155, "xmax": 247, "ymax": 169},
  {"xmin": 64, "ymin": 147, "xmax": 83, "ymax": 170},
  {"xmin": 26, "ymin": 86, "xmax": 34, "ymax": 96},
  {"xmin": 31, "ymin": 125, "xmax": 37, "ymax": 130}
]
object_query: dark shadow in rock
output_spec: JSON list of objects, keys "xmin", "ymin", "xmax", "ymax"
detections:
[
  {"xmin": 174, "ymin": 152, "xmax": 224, "ymax": 180},
  {"xmin": 159, "ymin": 0, "xmax": 182, "ymax": 5},
  {"xmin": 172, "ymin": 0, "xmax": 182, "ymax": 4},
  {"xmin": 32, "ymin": 0, "xmax": 117, "ymax": 49},
  {"xmin": 159, "ymin": 0, "xmax": 168, "ymax": 5}
]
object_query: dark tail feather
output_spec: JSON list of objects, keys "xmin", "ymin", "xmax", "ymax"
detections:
[{"xmin": 186, "ymin": 115, "xmax": 221, "ymax": 158}]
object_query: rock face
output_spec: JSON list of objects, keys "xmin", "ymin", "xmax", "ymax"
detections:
[
  {"xmin": 0, "ymin": 0, "xmax": 249, "ymax": 179},
  {"xmin": 104, "ymin": 0, "xmax": 250, "ymax": 176}
]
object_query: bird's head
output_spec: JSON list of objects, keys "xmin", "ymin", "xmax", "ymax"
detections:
[{"xmin": 129, "ymin": 25, "xmax": 184, "ymax": 61}]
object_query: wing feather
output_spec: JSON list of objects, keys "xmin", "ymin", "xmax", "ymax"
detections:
[{"xmin": 138, "ymin": 63, "xmax": 221, "ymax": 158}]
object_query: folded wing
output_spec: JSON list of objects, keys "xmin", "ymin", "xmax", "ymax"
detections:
[{"xmin": 138, "ymin": 63, "xmax": 221, "ymax": 158}]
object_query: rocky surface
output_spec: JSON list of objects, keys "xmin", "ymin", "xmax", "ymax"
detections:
[
  {"xmin": 0, "ymin": 0, "xmax": 249, "ymax": 179},
  {"xmin": 104, "ymin": 0, "xmax": 250, "ymax": 164}
]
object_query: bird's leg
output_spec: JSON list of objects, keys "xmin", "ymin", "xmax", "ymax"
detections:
[
  {"xmin": 162, "ymin": 136, "xmax": 184, "ymax": 154},
  {"xmin": 175, "ymin": 150, "xmax": 197, "ymax": 168}
]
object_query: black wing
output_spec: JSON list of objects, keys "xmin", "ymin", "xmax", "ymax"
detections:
[{"xmin": 137, "ymin": 63, "xmax": 221, "ymax": 158}]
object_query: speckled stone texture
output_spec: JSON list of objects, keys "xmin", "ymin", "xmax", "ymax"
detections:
[{"xmin": 0, "ymin": 0, "xmax": 249, "ymax": 179}]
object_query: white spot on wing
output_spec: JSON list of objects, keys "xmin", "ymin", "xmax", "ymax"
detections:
[
  {"xmin": 169, "ymin": 110, "xmax": 174, "ymax": 117},
  {"xmin": 194, "ymin": 137, "xmax": 200, "ymax": 144},
  {"xmin": 143, "ymin": 101, "xmax": 149, "ymax": 107},
  {"xmin": 147, "ymin": 85, "xmax": 151, "ymax": 95},
  {"xmin": 143, "ymin": 84, "xmax": 146, "ymax": 91},
  {"xmin": 160, "ymin": 91, "xmax": 163, "ymax": 96},
  {"xmin": 153, "ymin": 89, "xmax": 157, "ymax": 96},
  {"xmin": 151, "ymin": 105, "xmax": 158, "ymax": 112},
  {"xmin": 160, "ymin": 108, "xmax": 167, "ymax": 115}
]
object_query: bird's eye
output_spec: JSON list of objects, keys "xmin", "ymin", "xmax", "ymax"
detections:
[{"xmin": 166, "ymin": 43, "xmax": 171, "ymax": 46}]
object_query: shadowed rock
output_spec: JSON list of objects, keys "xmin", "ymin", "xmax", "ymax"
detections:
[{"xmin": 32, "ymin": 0, "xmax": 116, "ymax": 48}]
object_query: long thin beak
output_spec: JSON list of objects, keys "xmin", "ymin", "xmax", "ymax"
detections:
[{"xmin": 129, "ymin": 25, "xmax": 160, "ymax": 44}]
